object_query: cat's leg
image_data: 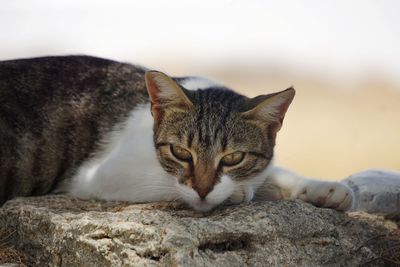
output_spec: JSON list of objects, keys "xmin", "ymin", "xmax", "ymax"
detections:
[{"xmin": 254, "ymin": 166, "xmax": 355, "ymax": 211}]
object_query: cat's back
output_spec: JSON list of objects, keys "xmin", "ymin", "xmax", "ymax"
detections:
[
  {"xmin": 0, "ymin": 55, "xmax": 148, "ymax": 204},
  {"xmin": 0, "ymin": 55, "xmax": 148, "ymax": 118}
]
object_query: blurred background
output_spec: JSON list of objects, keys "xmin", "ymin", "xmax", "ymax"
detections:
[{"xmin": 1, "ymin": 0, "xmax": 399, "ymax": 180}]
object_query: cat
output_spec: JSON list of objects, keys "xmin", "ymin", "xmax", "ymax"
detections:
[{"xmin": 0, "ymin": 55, "xmax": 354, "ymax": 212}]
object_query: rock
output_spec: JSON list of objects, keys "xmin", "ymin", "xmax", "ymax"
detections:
[
  {"xmin": 342, "ymin": 169, "xmax": 400, "ymax": 214},
  {"xmin": 0, "ymin": 195, "xmax": 397, "ymax": 266}
]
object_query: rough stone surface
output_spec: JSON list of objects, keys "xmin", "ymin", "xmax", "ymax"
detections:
[
  {"xmin": 343, "ymin": 169, "xmax": 400, "ymax": 214},
  {"xmin": 0, "ymin": 195, "xmax": 396, "ymax": 266}
]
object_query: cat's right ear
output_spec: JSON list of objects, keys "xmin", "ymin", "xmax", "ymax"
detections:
[
  {"xmin": 242, "ymin": 87, "xmax": 295, "ymax": 136},
  {"xmin": 145, "ymin": 71, "xmax": 193, "ymax": 123}
]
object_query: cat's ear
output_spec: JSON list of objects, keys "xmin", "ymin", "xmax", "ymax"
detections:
[
  {"xmin": 242, "ymin": 87, "xmax": 295, "ymax": 133},
  {"xmin": 145, "ymin": 71, "xmax": 193, "ymax": 123}
]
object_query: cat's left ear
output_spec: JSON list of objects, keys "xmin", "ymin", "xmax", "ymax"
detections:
[
  {"xmin": 145, "ymin": 71, "xmax": 193, "ymax": 123},
  {"xmin": 242, "ymin": 87, "xmax": 295, "ymax": 133}
]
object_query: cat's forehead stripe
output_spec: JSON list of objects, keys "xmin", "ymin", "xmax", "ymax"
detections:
[{"xmin": 177, "ymin": 77, "xmax": 221, "ymax": 90}]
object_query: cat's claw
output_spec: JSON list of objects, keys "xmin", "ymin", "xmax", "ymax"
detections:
[{"xmin": 296, "ymin": 181, "xmax": 355, "ymax": 211}]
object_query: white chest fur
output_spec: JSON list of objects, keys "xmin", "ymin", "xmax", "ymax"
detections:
[{"xmin": 67, "ymin": 104, "xmax": 180, "ymax": 202}]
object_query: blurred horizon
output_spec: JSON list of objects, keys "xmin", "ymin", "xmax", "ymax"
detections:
[{"xmin": 1, "ymin": 0, "xmax": 399, "ymax": 179}]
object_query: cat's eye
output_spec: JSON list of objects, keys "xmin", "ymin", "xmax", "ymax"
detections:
[
  {"xmin": 221, "ymin": 152, "xmax": 245, "ymax": 166},
  {"xmin": 170, "ymin": 145, "xmax": 192, "ymax": 161}
]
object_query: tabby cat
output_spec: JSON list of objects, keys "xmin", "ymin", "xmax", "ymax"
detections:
[{"xmin": 0, "ymin": 56, "xmax": 354, "ymax": 212}]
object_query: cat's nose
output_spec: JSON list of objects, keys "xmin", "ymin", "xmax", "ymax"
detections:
[{"xmin": 194, "ymin": 186, "xmax": 212, "ymax": 200}]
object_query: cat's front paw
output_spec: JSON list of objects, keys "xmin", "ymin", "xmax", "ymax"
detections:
[
  {"xmin": 296, "ymin": 181, "xmax": 355, "ymax": 211},
  {"xmin": 228, "ymin": 185, "xmax": 255, "ymax": 205}
]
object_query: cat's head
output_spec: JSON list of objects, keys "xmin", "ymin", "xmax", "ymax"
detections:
[{"xmin": 145, "ymin": 71, "xmax": 295, "ymax": 211}]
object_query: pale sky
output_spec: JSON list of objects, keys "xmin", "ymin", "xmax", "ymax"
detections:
[{"xmin": 1, "ymin": 0, "xmax": 399, "ymax": 82}]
